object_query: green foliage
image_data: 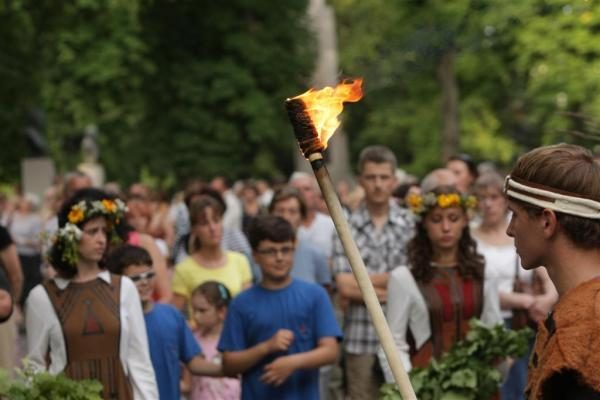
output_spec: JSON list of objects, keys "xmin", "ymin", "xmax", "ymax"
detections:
[
  {"xmin": 0, "ymin": 0, "xmax": 313, "ymax": 185},
  {"xmin": 0, "ymin": 367, "xmax": 102, "ymax": 400},
  {"xmin": 379, "ymin": 319, "xmax": 534, "ymax": 400},
  {"xmin": 332, "ymin": 0, "xmax": 600, "ymax": 177}
]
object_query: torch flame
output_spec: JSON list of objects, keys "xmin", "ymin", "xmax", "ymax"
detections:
[{"xmin": 291, "ymin": 78, "xmax": 363, "ymax": 148}]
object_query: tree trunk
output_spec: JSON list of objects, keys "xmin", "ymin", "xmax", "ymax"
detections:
[
  {"xmin": 294, "ymin": 0, "xmax": 351, "ymax": 184},
  {"xmin": 437, "ymin": 49, "xmax": 460, "ymax": 162}
]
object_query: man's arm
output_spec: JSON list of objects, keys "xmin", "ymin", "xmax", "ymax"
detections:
[
  {"xmin": 336, "ymin": 272, "xmax": 389, "ymax": 303},
  {"xmin": 222, "ymin": 329, "xmax": 294, "ymax": 377},
  {"xmin": 0, "ymin": 243, "xmax": 22, "ymax": 301},
  {"xmin": 260, "ymin": 337, "xmax": 338, "ymax": 387}
]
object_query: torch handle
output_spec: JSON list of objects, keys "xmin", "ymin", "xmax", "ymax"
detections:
[{"xmin": 309, "ymin": 155, "xmax": 417, "ymax": 400}]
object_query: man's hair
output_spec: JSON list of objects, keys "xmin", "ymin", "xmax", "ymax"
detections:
[
  {"xmin": 268, "ymin": 186, "xmax": 307, "ymax": 219},
  {"xmin": 420, "ymin": 168, "xmax": 457, "ymax": 193},
  {"xmin": 106, "ymin": 244, "xmax": 153, "ymax": 275},
  {"xmin": 510, "ymin": 143, "xmax": 600, "ymax": 248},
  {"xmin": 247, "ymin": 215, "xmax": 295, "ymax": 250},
  {"xmin": 358, "ymin": 145, "xmax": 397, "ymax": 173}
]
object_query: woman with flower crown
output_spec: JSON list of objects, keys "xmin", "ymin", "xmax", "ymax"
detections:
[
  {"xmin": 25, "ymin": 188, "xmax": 158, "ymax": 399},
  {"xmin": 377, "ymin": 185, "xmax": 502, "ymax": 381}
]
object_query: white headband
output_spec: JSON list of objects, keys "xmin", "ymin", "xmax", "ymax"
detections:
[{"xmin": 504, "ymin": 175, "xmax": 600, "ymax": 219}]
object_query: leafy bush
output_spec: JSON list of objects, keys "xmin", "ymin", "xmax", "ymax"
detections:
[
  {"xmin": 380, "ymin": 319, "xmax": 534, "ymax": 400},
  {"xmin": 0, "ymin": 365, "xmax": 102, "ymax": 400}
]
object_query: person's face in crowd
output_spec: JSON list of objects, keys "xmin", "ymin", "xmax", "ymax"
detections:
[
  {"xmin": 359, "ymin": 161, "xmax": 397, "ymax": 207},
  {"xmin": 271, "ymin": 197, "xmax": 302, "ymax": 231},
  {"xmin": 78, "ymin": 217, "xmax": 108, "ymax": 264},
  {"xmin": 291, "ymin": 177, "xmax": 318, "ymax": 212},
  {"xmin": 191, "ymin": 293, "xmax": 224, "ymax": 331},
  {"xmin": 210, "ymin": 177, "xmax": 227, "ymax": 194},
  {"xmin": 423, "ymin": 206, "xmax": 467, "ymax": 253},
  {"xmin": 253, "ymin": 239, "xmax": 295, "ymax": 283},
  {"xmin": 192, "ymin": 207, "xmax": 224, "ymax": 248},
  {"xmin": 447, "ymin": 160, "xmax": 475, "ymax": 194},
  {"xmin": 124, "ymin": 264, "xmax": 155, "ymax": 303},
  {"xmin": 477, "ymin": 186, "xmax": 508, "ymax": 227},
  {"xmin": 126, "ymin": 199, "xmax": 150, "ymax": 233},
  {"xmin": 506, "ymin": 200, "xmax": 545, "ymax": 270},
  {"xmin": 241, "ymin": 187, "xmax": 258, "ymax": 205}
]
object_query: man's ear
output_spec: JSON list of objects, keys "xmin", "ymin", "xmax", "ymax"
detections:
[{"xmin": 540, "ymin": 208, "xmax": 559, "ymax": 239}]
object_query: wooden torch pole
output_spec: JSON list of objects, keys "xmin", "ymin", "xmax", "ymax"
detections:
[
  {"xmin": 285, "ymin": 95, "xmax": 416, "ymax": 400},
  {"xmin": 308, "ymin": 153, "xmax": 416, "ymax": 400}
]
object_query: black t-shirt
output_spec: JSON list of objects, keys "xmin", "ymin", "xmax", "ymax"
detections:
[{"xmin": 0, "ymin": 225, "xmax": 12, "ymax": 251}]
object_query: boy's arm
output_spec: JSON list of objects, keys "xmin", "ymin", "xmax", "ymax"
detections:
[
  {"xmin": 187, "ymin": 355, "xmax": 223, "ymax": 377},
  {"xmin": 222, "ymin": 329, "xmax": 294, "ymax": 377},
  {"xmin": 260, "ymin": 337, "xmax": 338, "ymax": 387}
]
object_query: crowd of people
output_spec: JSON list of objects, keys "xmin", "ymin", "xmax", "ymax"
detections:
[{"xmin": 0, "ymin": 142, "xmax": 599, "ymax": 399}]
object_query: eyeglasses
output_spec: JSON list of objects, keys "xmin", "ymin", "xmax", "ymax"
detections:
[
  {"xmin": 128, "ymin": 271, "xmax": 155, "ymax": 283},
  {"xmin": 256, "ymin": 246, "xmax": 295, "ymax": 257}
]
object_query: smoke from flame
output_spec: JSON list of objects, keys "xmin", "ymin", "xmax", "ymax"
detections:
[{"xmin": 291, "ymin": 78, "xmax": 363, "ymax": 148}]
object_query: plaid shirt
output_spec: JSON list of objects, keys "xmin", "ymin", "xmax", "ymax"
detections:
[{"xmin": 333, "ymin": 201, "xmax": 415, "ymax": 354}]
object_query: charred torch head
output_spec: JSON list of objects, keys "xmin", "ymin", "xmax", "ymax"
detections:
[
  {"xmin": 285, "ymin": 78, "xmax": 363, "ymax": 159},
  {"xmin": 285, "ymin": 98, "xmax": 324, "ymax": 158}
]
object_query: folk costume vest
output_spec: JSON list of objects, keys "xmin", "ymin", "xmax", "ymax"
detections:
[
  {"xmin": 525, "ymin": 277, "xmax": 600, "ymax": 400},
  {"xmin": 410, "ymin": 267, "xmax": 484, "ymax": 367},
  {"xmin": 43, "ymin": 274, "xmax": 133, "ymax": 400}
]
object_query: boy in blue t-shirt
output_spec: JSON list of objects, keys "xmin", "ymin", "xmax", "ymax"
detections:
[
  {"xmin": 108, "ymin": 245, "xmax": 221, "ymax": 400},
  {"xmin": 218, "ymin": 215, "xmax": 342, "ymax": 400}
]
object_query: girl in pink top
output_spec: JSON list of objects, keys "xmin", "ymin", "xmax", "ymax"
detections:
[{"xmin": 189, "ymin": 281, "xmax": 240, "ymax": 400}]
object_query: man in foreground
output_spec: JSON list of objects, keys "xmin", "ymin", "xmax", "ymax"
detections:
[{"xmin": 504, "ymin": 143, "xmax": 600, "ymax": 399}]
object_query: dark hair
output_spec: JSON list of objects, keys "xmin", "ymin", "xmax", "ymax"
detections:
[
  {"xmin": 106, "ymin": 244, "xmax": 153, "ymax": 275},
  {"xmin": 247, "ymin": 215, "xmax": 295, "ymax": 250},
  {"xmin": 50, "ymin": 188, "xmax": 112, "ymax": 279},
  {"xmin": 448, "ymin": 153, "xmax": 478, "ymax": 180},
  {"xmin": 268, "ymin": 186, "xmax": 307, "ymax": 219},
  {"xmin": 408, "ymin": 186, "xmax": 484, "ymax": 283},
  {"xmin": 189, "ymin": 196, "xmax": 225, "ymax": 225},
  {"xmin": 192, "ymin": 281, "xmax": 231, "ymax": 309},
  {"xmin": 509, "ymin": 143, "xmax": 600, "ymax": 249},
  {"xmin": 184, "ymin": 180, "xmax": 227, "ymax": 212},
  {"xmin": 358, "ymin": 145, "xmax": 397, "ymax": 173}
]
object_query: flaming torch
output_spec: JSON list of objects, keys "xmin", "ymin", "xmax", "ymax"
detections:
[{"xmin": 285, "ymin": 79, "xmax": 417, "ymax": 400}]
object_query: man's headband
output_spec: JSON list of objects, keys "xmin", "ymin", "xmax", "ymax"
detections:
[{"xmin": 504, "ymin": 175, "xmax": 600, "ymax": 219}]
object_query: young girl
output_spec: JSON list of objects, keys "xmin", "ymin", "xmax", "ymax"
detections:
[{"xmin": 189, "ymin": 281, "xmax": 240, "ymax": 400}]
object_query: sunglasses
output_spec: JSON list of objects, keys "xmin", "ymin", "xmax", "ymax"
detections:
[{"xmin": 128, "ymin": 271, "xmax": 155, "ymax": 283}]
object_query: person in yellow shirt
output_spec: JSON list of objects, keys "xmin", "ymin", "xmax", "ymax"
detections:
[{"xmin": 172, "ymin": 196, "xmax": 252, "ymax": 315}]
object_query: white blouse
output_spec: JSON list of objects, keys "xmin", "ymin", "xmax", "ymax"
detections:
[
  {"xmin": 377, "ymin": 266, "xmax": 503, "ymax": 382},
  {"xmin": 476, "ymin": 239, "xmax": 533, "ymax": 318},
  {"xmin": 25, "ymin": 270, "xmax": 158, "ymax": 399}
]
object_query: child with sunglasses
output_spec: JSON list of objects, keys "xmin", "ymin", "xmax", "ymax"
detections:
[
  {"xmin": 188, "ymin": 281, "xmax": 240, "ymax": 399},
  {"xmin": 107, "ymin": 245, "xmax": 221, "ymax": 400}
]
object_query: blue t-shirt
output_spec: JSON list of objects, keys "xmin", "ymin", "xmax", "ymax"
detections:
[
  {"xmin": 292, "ymin": 239, "xmax": 331, "ymax": 286},
  {"xmin": 144, "ymin": 303, "xmax": 201, "ymax": 400},
  {"xmin": 218, "ymin": 279, "xmax": 342, "ymax": 400}
]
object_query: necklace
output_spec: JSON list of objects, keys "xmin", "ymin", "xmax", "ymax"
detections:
[{"xmin": 430, "ymin": 261, "xmax": 458, "ymax": 268}]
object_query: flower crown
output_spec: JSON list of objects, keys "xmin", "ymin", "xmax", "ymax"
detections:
[
  {"xmin": 406, "ymin": 192, "xmax": 477, "ymax": 218},
  {"xmin": 52, "ymin": 198, "xmax": 128, "ymax": 266}
]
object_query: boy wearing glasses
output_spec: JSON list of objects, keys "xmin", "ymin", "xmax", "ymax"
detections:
[
  {"xmin": 107, "ymin": 245, "xmax": 221, "ymax": 400},
  {"xmin": 219, "ymin": 216, "xmax": 342, "ymax": 399}
]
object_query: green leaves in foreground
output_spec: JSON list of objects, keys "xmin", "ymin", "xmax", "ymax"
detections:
[
  {"xmin": 380, "ymin": 319, "xmax": 534, "ymax": 400},
  {"xmin": 0, "ymin": 365, "xmax": 102, "ymax": 400}
]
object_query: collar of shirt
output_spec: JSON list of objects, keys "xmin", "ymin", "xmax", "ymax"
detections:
[
  {"xmin": 54, "ymin": 269, "xmax": 112, "ymax": 290},
  {"xmin": 350, "ymin": 200, "xmax": 414, "ymax": 230}
]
